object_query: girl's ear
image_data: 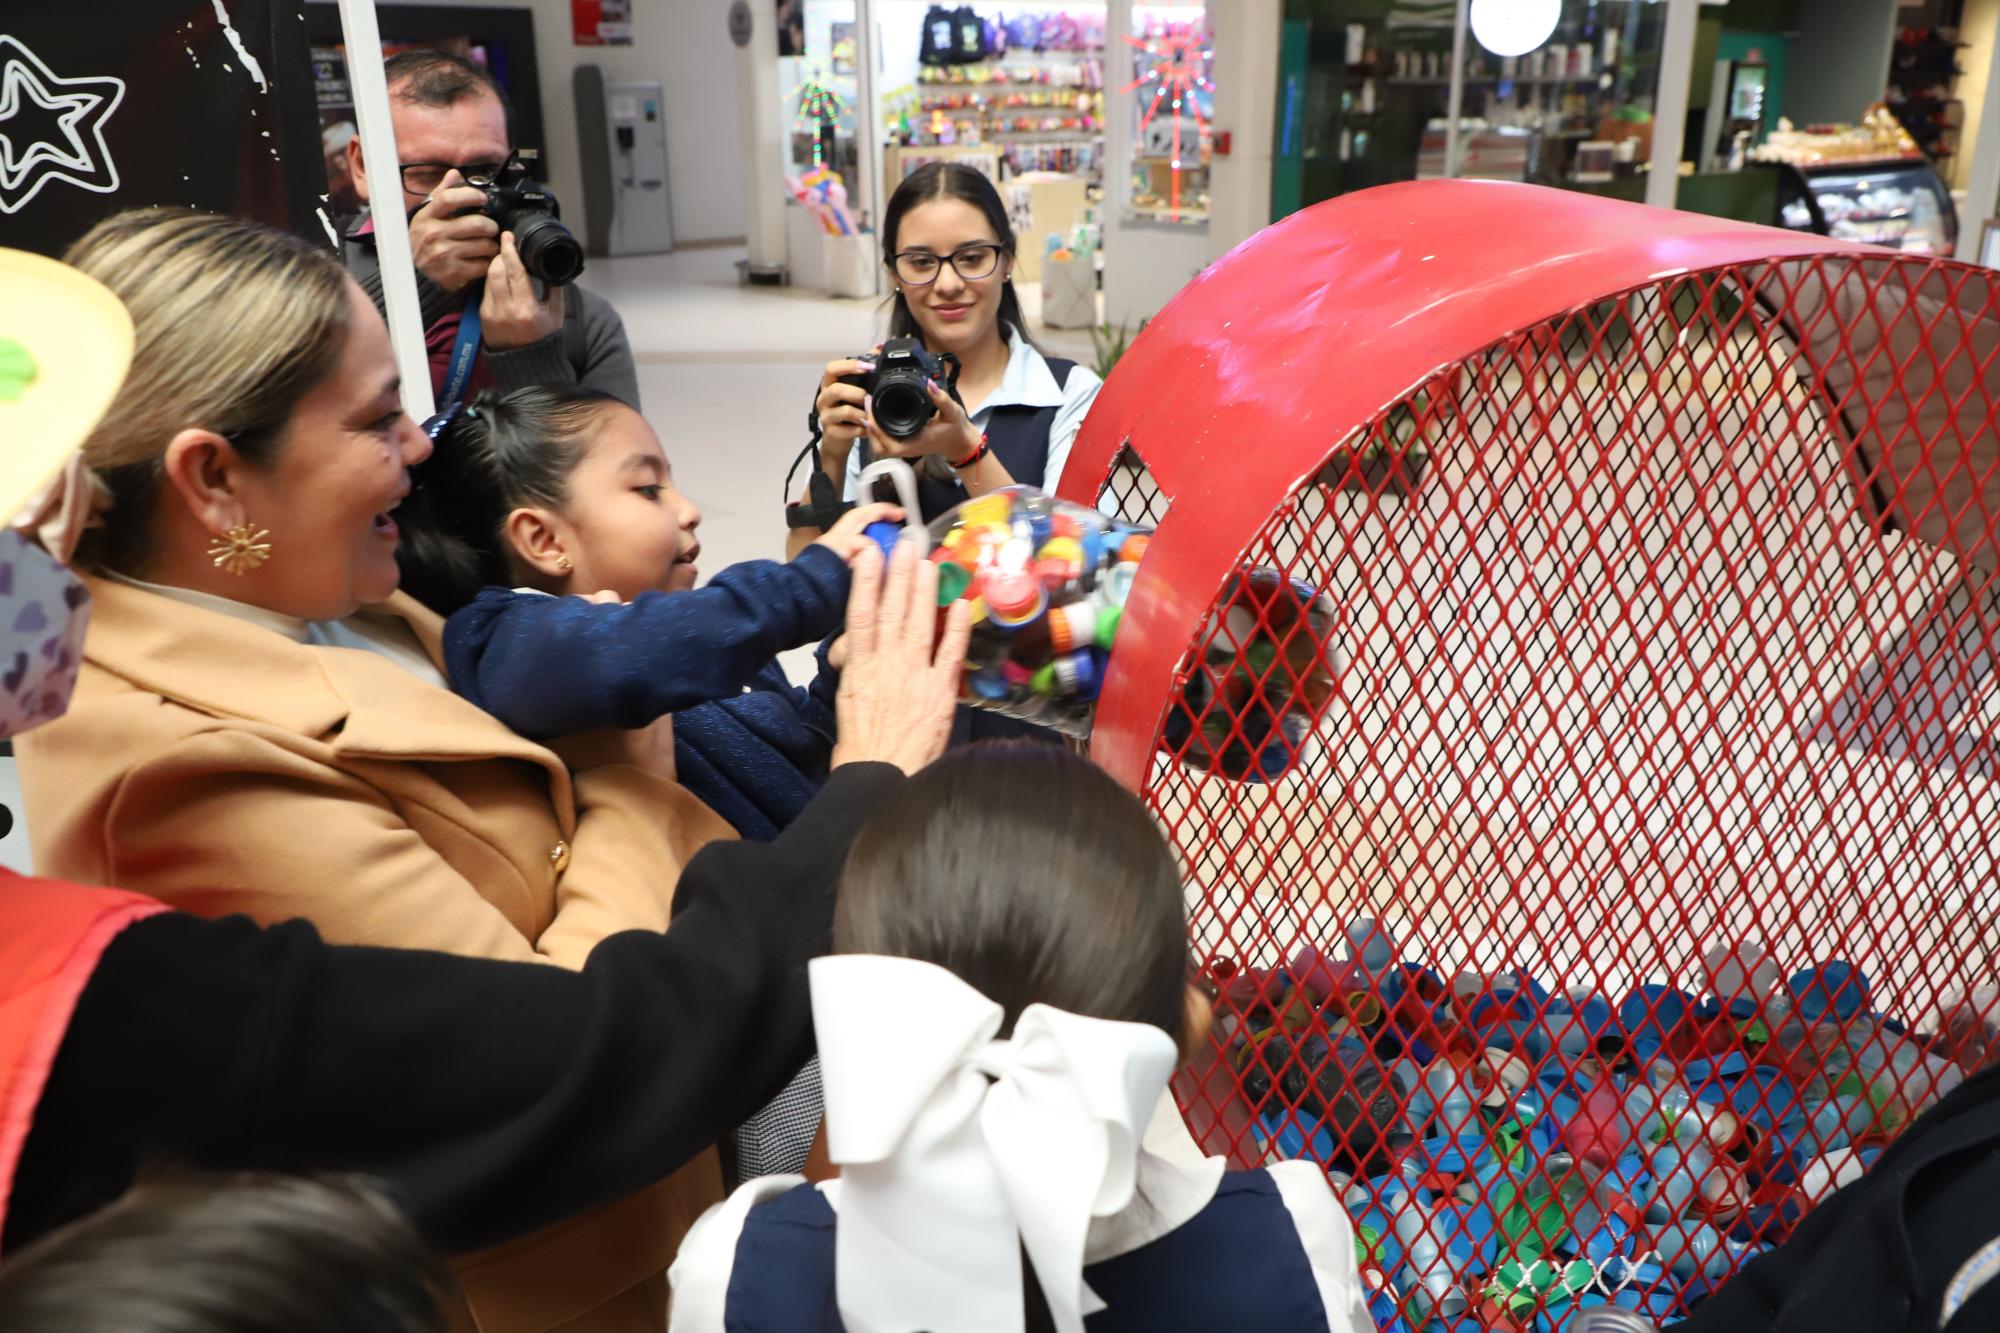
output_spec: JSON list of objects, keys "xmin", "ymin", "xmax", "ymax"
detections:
[
  {"xmin": 1179, "ymin": 984, "xmax": 1213, "ymax": 1064},
  {"xmin": 503, "ymin": 506, "xmax": 573, "ymax": 585}
]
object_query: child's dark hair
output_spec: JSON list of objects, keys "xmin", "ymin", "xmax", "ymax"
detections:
[
  {"xmin": 0, "ymin": 1172, "xmax": 450, "ymax": 1333},
  {"xmin": 396, "ymin": 385, "xmax": 624, "ymax": 615},
  {"xmin": 834, "ymin": 743, "xmax": 1188, "ymax": 1333},
  {"xmin": 836, "ymin": 741, "xmax": 1187, "ymax": 1044},
  {"xmin": 882, "ymin": 162, "xmax": 1033, "ymax": 347}
]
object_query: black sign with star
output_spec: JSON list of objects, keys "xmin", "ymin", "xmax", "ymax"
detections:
[{"xmin": 0, "ymin": 1, "xmax": 322, "ymax": 258}]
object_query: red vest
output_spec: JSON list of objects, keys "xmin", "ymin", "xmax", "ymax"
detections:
[{"xmin": 0, "ymin": 869, "xmax": 165, "ymax": 1248}]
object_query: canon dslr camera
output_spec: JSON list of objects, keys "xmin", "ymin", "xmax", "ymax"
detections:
[
  {"xmin": 469, "ymin": 168, "xmax": 586, "ymax": 287},
  {"xmin": 840, "ymin": 337, "xmax": 956, "ymax": 440}
]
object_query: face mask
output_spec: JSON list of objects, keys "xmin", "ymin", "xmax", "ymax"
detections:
[{"xmin": 0, "ymin": 528, "xmax": 90, "ymax": 740}]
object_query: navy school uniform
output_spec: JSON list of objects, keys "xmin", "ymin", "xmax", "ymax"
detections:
[
  {"xmin": 668, "ymin": 1156, "xmax": 1375, "ymax": 1332},
  {"xmin": 442, "ymin": 544, "xmax": 849, "ymax": 842}
]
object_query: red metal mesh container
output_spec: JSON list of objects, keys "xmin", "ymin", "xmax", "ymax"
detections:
[{"xmin": 1062, "ymin": 181, "xmax": 2000, "ymax": 1329}]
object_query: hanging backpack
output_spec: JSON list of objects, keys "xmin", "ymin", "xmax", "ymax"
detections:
[
  {"xmin": 953, "ymin": 6, "xmax": 988, "ymax": 63},
  {"xmin": 1005, "ymin": 13, "xmax": 1041, "ymax": 52},
  {"xmin": 920, "ymin": 5, "xmax": 956, "ymax": 65}
]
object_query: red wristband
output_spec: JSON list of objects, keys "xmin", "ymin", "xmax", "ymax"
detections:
[{"xmin": 950, "ymin": 433, "xmax": 990, "ymax": 470}]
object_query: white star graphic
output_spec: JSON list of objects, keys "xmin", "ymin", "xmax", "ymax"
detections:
[{"xmin": 0, "ymin": 34, "xmax": 125, "ymax": 215}]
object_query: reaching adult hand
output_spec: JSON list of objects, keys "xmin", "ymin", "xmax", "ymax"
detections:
[
  {"xmin": 482, "ymin": 232, "xmax": 566, "ymax": 351},
  {"xmin": 831, "ymin": 540, "xmax": 971, "ymax": 775},
  {"xmin": 407, "ymin": 170, "xmax": 501, "ymax": 295}
]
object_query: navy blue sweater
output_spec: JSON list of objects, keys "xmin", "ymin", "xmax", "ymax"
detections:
[{"xmin": 443, "ymin": 545, "xmax": 849, "ymax": 840}]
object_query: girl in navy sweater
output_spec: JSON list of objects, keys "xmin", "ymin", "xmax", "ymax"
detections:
[
  {"xmin": 668, "ymin": 743, "xmax": 1373, "ymax": 1333},
  {"xmin": 397, "ymin": 385, "xmax": 898, "ymax": 843},
  {"xmin": 396, "ymin": 386, "xmax": 898, "ymax": 1183}
]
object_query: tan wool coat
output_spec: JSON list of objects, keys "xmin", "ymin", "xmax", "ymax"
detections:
[{"xmin": 17, "ymin": 575, "xmax": 739, "ymax": 1332}]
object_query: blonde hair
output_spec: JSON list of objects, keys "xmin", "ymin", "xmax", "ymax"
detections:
[{"xmin": 62, "ymin": 209, "xmax": 353, "ymax": 573}]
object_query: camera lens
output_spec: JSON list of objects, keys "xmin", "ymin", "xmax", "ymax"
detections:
[
  {"xmin": 512, "ymin": 214, "xmax": 586, "ymax": 287},
  {"xmin": 871, "ymin": 376, "xmax": 936, "ymax": 439}
]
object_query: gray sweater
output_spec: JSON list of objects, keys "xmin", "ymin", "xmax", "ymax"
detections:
[{"xmin": 342, "ymin": 212, "xmax": 640, "ymax": 409}]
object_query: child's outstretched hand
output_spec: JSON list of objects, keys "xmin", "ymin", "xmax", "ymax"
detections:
[{"xmin": 813, "ymin": 502, "xmax": 905, "ymax": 565}]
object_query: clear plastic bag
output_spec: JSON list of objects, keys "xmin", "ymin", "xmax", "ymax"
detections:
[{"xmin": 904, "ymin": 472, "xmax": 1338, "ymax": 780}]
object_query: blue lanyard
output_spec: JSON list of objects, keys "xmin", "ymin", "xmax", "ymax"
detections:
[{"xmin": 439, "ymin": 289, "xmax": 484, "ymax": 412}]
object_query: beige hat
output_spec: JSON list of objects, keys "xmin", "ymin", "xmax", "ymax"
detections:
[{"xmin": 0, "ymin": 246, "xmax": 133, "ymax": 520}]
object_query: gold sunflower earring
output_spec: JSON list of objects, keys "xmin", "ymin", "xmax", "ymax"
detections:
[{"xmin": 208, "ymin": 522, "xmax": 273, "ymax": 575}]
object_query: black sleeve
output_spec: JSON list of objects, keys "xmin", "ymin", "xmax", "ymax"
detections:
[{"xmin": 4, "ymin": 762, "xmax": 903, "ymax": 1257}]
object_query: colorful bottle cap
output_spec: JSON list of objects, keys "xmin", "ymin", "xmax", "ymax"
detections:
[
  {"xmin": 959, "ymin": 493, "xmax": 1011, "ymax": 528},
  {"xmin": 1118, "ymin": 532, "xmax": 1151, "ymax": 563},
  {"xmin": 1001, "ymin": 660, "xmax": 1033, "ymax": 687},
  {"xmin": 935, "ymin": 561, "xmax": 971, "ymax": 604},
  {"xmin": 969, "ymin": 666, "xmax": 1010, "ymax": 701},
  {"xmin": 1049, "ymin": 601, "xmax": 1098, "ymax": 654},
  {"xmin": 1079, "ymin": 524, "xmax": 1107, "ymax": 573},
  {"xmin": 1050, "ymin": 512, "xmax": 1081, "ymax": 540},
  {"xmin": 1104, "ymin": 562, "xmax": 1138, "ymax": 607},
  {"xmin": 864, "ymin": 520, "xmax": 904, "ymax": 559},
  {"xmin": 985, "ymin": 570, "xmax": 1046, "ymax": 626},
  {"xmin": 1787, "ymin": 962, "xmax": 1870, "ymax": 1025}
]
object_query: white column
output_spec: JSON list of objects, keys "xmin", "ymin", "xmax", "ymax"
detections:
[
  {"xmin": 1205, "ymin": 0, "xmax": 1281, "ymax": 261},
  {"xmin": 736, "ymin": 0, "xmax": 789, "ymax": 274},
  {"xmin": 854, "ymin": 0, "xmax": 884, "ymax": 295},
  {"xmin": 1646, "ymin": 0, "xmax": 1703, "ymax": 210},
  {"xmin": 1444, "ymin": 0, "xmax": 1470, "ymax": 178},
  {"xmin": 337, "ymin": 0, "xmax": 434, "ymax": 421},
  {"xmin": 1959, "ymin": 15, "xmax": 2000, "ymax": 261}
]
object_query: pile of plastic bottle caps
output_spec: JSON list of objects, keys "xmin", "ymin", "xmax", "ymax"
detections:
[
  {"xmin": 1203, "ymin": 921, "xmax": 1997, "ymax": 1330},
  {"xmin": 920, "ymin": 485, "xmax": 1337, "ymax": 777}
]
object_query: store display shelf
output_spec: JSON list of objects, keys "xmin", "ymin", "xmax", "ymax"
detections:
[
  {"xmin": 920, "ymin": 81, "xmax": 1104, "ymax": 92},
  {"xmin": 1387, "ymin": 75, "xmax": 1604, "ymax": 87}
]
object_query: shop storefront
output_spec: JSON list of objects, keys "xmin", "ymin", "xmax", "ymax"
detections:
[{"xmin": 772, "ymin": 0, "xmax": 1223, "ymax": 326}]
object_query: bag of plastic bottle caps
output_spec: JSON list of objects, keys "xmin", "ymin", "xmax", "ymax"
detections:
[
  {"xmin": 906, "ymin": 472, "xmax": 1337, "ymax": 775},
  {"xmin": 1160, "ymin": 567, "xmax": 1338, "ymax": 782},
  {"xmin": 919, "ymin": 483, "xmax": 1143, "ymax": 740}
]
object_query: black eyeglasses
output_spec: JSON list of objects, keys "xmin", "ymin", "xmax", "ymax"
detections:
[
  {"xmin": 892, "ymin": 243, "xmax": 1005, "ymax": 287},
  {"xmin": 399, "ymin": 153, "xmax": 519, "ymax": 194}
]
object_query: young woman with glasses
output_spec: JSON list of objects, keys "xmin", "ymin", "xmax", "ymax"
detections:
[{"xmin": 807, "ymin": 163, "xmax": 1103, "ymax": 526}]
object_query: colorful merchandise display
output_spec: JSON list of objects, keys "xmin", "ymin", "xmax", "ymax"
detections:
[
  {"xmin": 1203, "ymin": 924, "xmax": 1988, "ymax": 1329},
  {"xmin": 785, "ymin": 166, "xmax": 859, "ymax": 236},
  {"xmin": 905, "ymin": 10, "xmax": 1107, "ymax": 180}
]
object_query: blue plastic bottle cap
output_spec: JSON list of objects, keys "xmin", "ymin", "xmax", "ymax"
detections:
[{"xmin": 864, "ymin": 520, "xmax": 903, "ymax": 559}]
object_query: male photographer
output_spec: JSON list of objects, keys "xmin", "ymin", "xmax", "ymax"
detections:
[{"xmin": 341, "ymin": 49, "xmax": 639, "ymax": 406}]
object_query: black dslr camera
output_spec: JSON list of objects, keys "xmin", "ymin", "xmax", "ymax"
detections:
[
  {"xmin": 470, "ymin": 168, "xmax": 585, "ymax": 287},
  {"xmin": 840, "ymin": 336, "xmax": 957, "ymax": 440}
]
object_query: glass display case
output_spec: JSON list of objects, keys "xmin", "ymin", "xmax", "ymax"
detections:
[{"xmin": 1776, "ymin": 160, "xmax": 1959, "ymax": 256}]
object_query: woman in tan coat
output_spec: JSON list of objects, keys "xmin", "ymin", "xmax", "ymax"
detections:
[{"xmin": 17, "ymin": 210, "xmax": 731, "ymax": 1332}]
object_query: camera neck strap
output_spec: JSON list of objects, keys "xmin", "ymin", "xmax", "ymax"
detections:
[
  {"xmin": 439, "ymin": 288, "xmax": 485, "ymax": 413},
  {"xmin": 784, "ymin": 398, "xmax": 856, "ymax": 532}
]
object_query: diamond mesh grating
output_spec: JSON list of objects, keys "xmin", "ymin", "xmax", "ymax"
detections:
[{"xmin": 1100, "ymin": 256, "xmax": 2000, "ymax": 1329}]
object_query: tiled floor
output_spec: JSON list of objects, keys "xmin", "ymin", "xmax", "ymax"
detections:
[{"xmin": 585, "ymin": 244, "xmax": 1098, "ymax": 680}]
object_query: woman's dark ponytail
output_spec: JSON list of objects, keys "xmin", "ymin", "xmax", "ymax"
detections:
[
  {"xmin": 882, "ymin": 162, "xmax": 1036, "ymax": 349},
  {"xmin": 395, "ymin": 386, "xmax": 618, "ymax": 616}
]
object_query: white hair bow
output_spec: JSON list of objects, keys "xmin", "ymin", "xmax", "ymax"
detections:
[{"xmin": 808, "ymin": 954, "xmax": 1182, "ymax": 1333}]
